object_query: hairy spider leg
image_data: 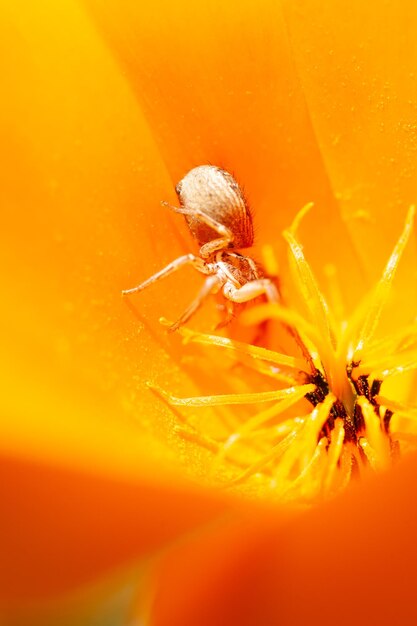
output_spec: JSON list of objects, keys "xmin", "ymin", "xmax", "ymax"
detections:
[
  {"xmin": 223, "ymin": 278, "xmax": 279, "ymax": 304},
  {"xmin": 161, "ymin": 201, "xmax": 234, "ymax": 258},
  {"xmin": 169, "ymin": 274, "xmax": 224, "ymax": 331},
  {"xmin": 122, "ymin": 253, "xmax": 207, "ymax": 295}
]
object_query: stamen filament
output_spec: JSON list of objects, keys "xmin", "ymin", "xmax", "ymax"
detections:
[
  {"xmin": 323, "ymin": 418, "xmax": 345, "ymax": 495},
  {"xmin": 226, "ymin": 430, "xmax": 300, "ymax": 487},
  {"xmin": 354, "ymin": 205, "xmax": 415, "ymax": 357},
  {"xmin": 176, "ymin": 325, "xmax": 307, "ymax": 371},
  {"xmin": 283, "ymin": 227, "xmax": 336, "ymax": 352},
  {"xmin": 154, "ymin": 204, "xmax": 417, "ymax": 503},
  {"xmin": 358, "ymin": 397, "xmax": 390, "ymax": 470},
  {"xmin": 211, "ymin": 389, "xmax": 311, "ymax": 470},
  {"xmin": 150, "ymin": 383, "xmax": 315, "ymax": 407}
]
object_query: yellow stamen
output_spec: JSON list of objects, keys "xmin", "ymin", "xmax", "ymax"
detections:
[
  {"xmin": 358, "ymin": 397, "xmax": 391, "ymax": 470},
  {"xmin": 375, "ymin": 396, "xmax": 417, "ymax": 418},
  {"xmin": 211, "ymin": 388, "xmax": 311, "ymax": 471},
  {"xmin": 289, "ymin": 201, "xmax": 314, "ymax": 234},
  {"xmin": 353, "ymin": 205, "xmax": 415, "ymax": 358},
  {"xmin": 151, "ymin": 205, "xmax": 417, "ymax": 504},
  {"xmin": 226, "ymin": 430, "xmax": 300, "ymax": 487},
  {"xmin": 284, "ymin": 227, "xmax": 336, "ymax": 354},
  {"xmin": 323, "ymin": 418, "xmax": 345, "ymax": 495},
  {"xmin": 176, "ymin": 324, "xmax": 307, "ymax": 371},
  {"xmin": 324, "ymin": 263, "xmax": 346, "ymax": 325},
  {"xmin": 261, "ymin": 243, "xmax": 280, "ymax": 277},
  {"xmin": 241, "ymin": 303, "xmax": 322, "ymax": 366},
  {"xmin": 359, "ymin": 437, "xmax": 379, "ymax": 470},
  {"xmin": 150, "ymin": 382, "xmax": 315, "ymax": 407}
]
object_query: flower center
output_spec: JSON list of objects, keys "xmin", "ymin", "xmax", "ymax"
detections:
[{"xmin": 153, "ymin": 205, "xmax": 417, "ymax": 505}]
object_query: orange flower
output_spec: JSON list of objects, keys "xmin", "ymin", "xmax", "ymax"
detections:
[{"xmin": 2, "ymin": 0, "xmax": 417, "ymax": 624}]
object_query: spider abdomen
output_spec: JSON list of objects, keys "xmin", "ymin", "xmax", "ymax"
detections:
[{"xmin": 176, "ymin": 165, "xmax": 254, "ymax": 249}]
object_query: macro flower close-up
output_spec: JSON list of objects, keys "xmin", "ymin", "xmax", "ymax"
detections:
[{"xmin": 3, "ymin": 0, "xmax": 417, "ymax": 624}]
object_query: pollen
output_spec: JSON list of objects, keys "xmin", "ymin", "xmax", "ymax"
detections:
[{"xmin": 156, "ymin": 205, "xmax": 417, "ymax": 505}]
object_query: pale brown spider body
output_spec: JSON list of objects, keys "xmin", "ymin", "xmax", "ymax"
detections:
[
  {"xmin": 123, "ymin": 165, "xmax": 278, "ymax": 330},
  {"xmin": 176, "ymin": 165, "xmax": 254, "ymax": 255}
]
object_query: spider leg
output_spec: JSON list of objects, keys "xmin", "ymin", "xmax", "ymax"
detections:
[
  {"xmin": 161, "ymin": 201, "xmax": 233, "ymax": 258},
  {"xmin": 215, "ymin": 298, "xmax": 236, "ymax": 330},
  {"xmin": 223, "ymin": 278, "xmax": 279, "ymax": 304},
  {"xmin": 122, "ymin": 253, "xmax": 206, "ymax": 295},
  {"xmin": 169, "ymin": 274, "xmax": 224, "ymax": 331}
]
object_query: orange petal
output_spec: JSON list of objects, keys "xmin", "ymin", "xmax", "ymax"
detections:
[
  {"xmin": 150, "ymin": 452, "xmax": 417, "ymax": 626},
  {"xmin": 0, "ymin": 0, "xmax": 229, "ymax": 604},
  {"xmin": 83, "ymin": 0, "xmax": 365, "ymax": 305},
  {"xmin": 0, "ymin": 0, "xmax": 211, "ymax": 468},
  {"xmin": 282, "ymin": 0, "xmax": 417, "ymax": 295},
  {"xmin": 0, "ymin": 452, "xmax": 229, "ymax": 607}
]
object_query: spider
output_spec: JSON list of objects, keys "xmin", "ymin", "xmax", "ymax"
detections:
[{"xmin": 122, "ymin": 165, "xmax": 279, "ymax": 330}]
